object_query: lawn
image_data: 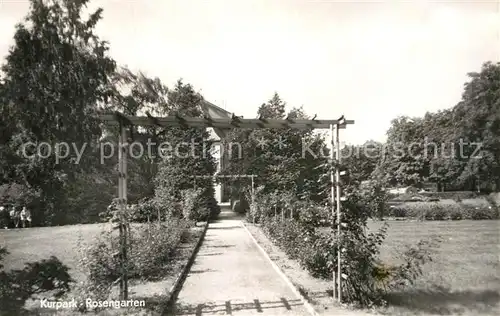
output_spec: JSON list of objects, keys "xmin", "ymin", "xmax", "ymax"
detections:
[
  {"xmin": 367, "ymin": 220, "xmax": 500, "ymax": 315},
  {"xmin": 0, "ymin": 223, "xmax": 112, "ymax": 283}
]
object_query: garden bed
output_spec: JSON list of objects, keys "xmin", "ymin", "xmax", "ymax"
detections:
[{"xmin": 103, "ymin": 222, "xmax": 207, "ymax": 315}]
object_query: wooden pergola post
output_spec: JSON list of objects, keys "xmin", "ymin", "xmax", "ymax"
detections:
[
  {"xmin": 251, "ymin": 175, "xmax": 255, "ymax": 223},
  {"xmin": 251, "ymin": 175, "xmax": 255, "ymax": 200},
  {"xmin": 118, "ymin": 122, "xmax": 128, "ymax": 300},
  {"xmin": 329, "ymin": 124, "xmax": 337, "ymax": 300},
  {"xmin": 335, "ymin": 122, "xmax": 342, "ymax": 303}
]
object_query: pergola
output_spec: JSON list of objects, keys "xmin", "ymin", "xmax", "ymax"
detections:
[{"xmin": 99, "ymin": 103, "xmax": 354, "ymax": 302}]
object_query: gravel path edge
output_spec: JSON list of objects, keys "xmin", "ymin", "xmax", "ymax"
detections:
[
  {"xmin": 241, "ymin": 221, "xmax": 319, "ymax": 316},
  {"xmin": 165, "ymin": 221, "xmax": 209, "ymax": 309}
]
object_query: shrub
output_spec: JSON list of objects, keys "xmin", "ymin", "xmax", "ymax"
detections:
[
  {"xmin": 386, "ymin": 235, "xmax": 443, "ymax": 290},
  {"xmin": 246, "ymin": 186, "xmax": 270, "ymax": 223},
  {"xmin": 181, "ymin": 189, "xmax": 206, "ymax": 222},
  {"xmin": 246, "ymin": 203, "xmax": 261, "ymax": 223},
  {"xmin": 153, "ymin": 187, "xmax": 182, "ymax": 219},
  {"xmin": 76, "ymin": 219, "xmax": 188, "ymax": 310},
  {"xmin": 340, "ymin": 222, "xmax": 389, "ymax": 306},
  {"xmin": 206, "ymin": 196, "xmax": 221, "ymax": 220},
  {"xmin": 131, "ymin": 199, "xmax": 157, "ymax": 222},
  {"xmin": 391, "ymin": 194, "xmax": 429, "ymax": 203},
  {"xmin": 298, "ymin": 203, "xmax": 331, "ymax": 227},
  {"xmin": 388, "ymin": 206, "xmax": 407, "ymax": 218},
  {"xmin": 379, "ymin": 201, "xmax": 500, "ymax": 221},
  {"xmin": 405, "ymin": 205, "xmax": 425, "ymax": 219},
  {"xmin": 261, "ymin": 217, "xmax": 309, "ymax": 260},
  {"xmin": 489, "ymin": 192, "xmax": 500, "ymax": 206},
  {"xmin": 129, "ymin": 220, "xmax": 188, "ymax": 278},
  {"xmin": 360, "ymin": 180, "xmax": 390, "ymax": 219},
  {"xmin": 179, "ymin": 189, "xmax": 219, "ymax": 222},
  {"xmin": 427, "ymin": 204, "xmax": 447, "ymax": 220},
  {"xmin": 75, "ymin": 230, "xmax": 119, "ymax": 306},
  {"xmin": 463, "ymin": 207, "xmax": 498, "ymax": 220},
  {"xmin": 301, "ymin": 234, "xmax": 331, "ymax": 279},
  {"xmin": 259, "ymin": 189, "xmax": 392, "ymax": 306},
  {"xmin": 449, "ymin": 208, "xmax": 463, "ymax": 220},
  {"xmin": 232, "ymin": 200, "xmax": 244, "ymax": 214}
]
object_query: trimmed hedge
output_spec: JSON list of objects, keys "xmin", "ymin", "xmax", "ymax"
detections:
[{"xmin": 387, "ymin": 202, "xmax": 499, "ymax": 220}]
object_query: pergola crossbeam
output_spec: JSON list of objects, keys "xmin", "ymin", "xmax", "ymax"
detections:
[
  {"xmin": 191, "ymin": 175, "xmax": 257, "ymax": 179},
  {"xmin": 99, "ymin": 114, "xmax": 354, "ymax": 129}
]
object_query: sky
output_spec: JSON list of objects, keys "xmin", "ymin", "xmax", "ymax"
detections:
[{"xmin": 0, "ymin": 0, "xmax": 499, "ymax": 144}]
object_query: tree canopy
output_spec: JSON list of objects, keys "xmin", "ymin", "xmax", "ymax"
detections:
[{"xmin": 372, "ymin": 61, "xmax": 500, "ymax": 191}]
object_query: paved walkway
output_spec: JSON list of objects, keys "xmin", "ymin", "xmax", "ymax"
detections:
[{"xmin": 171, "ymin": 211, "xmax": 310, "ymax": 315}]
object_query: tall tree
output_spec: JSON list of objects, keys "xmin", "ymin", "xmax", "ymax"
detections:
[
  {"xmin": 0, "ymin": 0, "xmax": 116, "ymax": 224},
  {"xmin": 224, "ymin": 93, "xmax": 330, "ymax": 203},
  {"xmin": 372, "ymin": 61, "xmax": 500, "ymax": 191},
  {"xmin": 154, "ymin": 80, "xmax": 217, "ymax": 214},
  {"xmin": 452, "ymin": 61, "xmax": 500, "ymax": 191},
  {"xmin": 341, "ymin": 140, "xmax": 383, "ymax": 186},
  {"xmin": 102, "ymin": 67, "xmax": 171, "ymax": 202},
  {"xmin": 373, "ymin": 116, "xmax": 428, "ymax": 187}
]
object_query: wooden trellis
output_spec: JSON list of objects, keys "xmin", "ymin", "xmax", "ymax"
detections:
[{"xmin": 100, "ymin": 111, "xmax": 353, "ymax": 302}]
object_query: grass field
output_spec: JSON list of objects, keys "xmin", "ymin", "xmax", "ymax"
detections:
[
  {"xmin": 367, "ymin": 220, "xmax": 500, "ymax": 315},
  {"xmin": 0, "ymin": 223, "xmax": 112, "ymax": 284}
]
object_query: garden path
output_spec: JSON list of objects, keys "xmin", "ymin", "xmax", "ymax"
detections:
[{"xmin": 171, "ymin": 211, "xmax": 310, "ymax": 315}]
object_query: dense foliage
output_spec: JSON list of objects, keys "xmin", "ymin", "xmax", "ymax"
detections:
[
  {"xmin": 373, "ymin": 62, "xmax": 500, "ymax": 191},
  {"xmin": 0, "ymin": 0, "xmax": 220, "ymax": 227},
  {"xmin": 75, "ymin": 219, "xmax": 189, "ymax": 311},
  {"xmin": 153, "ymin": 81, "xmax": 219, "ymax": 219},
  {"xmin": 222, "ymin": 93, "xmax": 330, "ymax": 204},
  {"xmin": 0, "ymin": 0, "xmax": 117, "ymax": 225}
]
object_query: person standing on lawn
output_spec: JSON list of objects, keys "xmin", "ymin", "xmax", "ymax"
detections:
[
  {"xmin": 24, "ymin": 207, "xmax": 32, "ymax": 228},
  {"xmin": 20, "ymin": 206, "xmax": 29, "ymax": 228},
  {"xmin": 10, "ymin": 206, "xmax": 19, "ymax": 228},
  {"xmin": 0, "ymin": 206, "xmax": 9, "ymax": 229}
]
